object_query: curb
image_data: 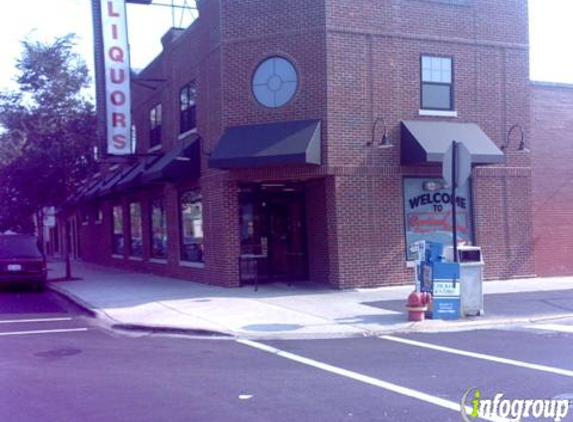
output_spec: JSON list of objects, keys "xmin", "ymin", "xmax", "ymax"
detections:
[
  {"xmin": 48, "ymin": 282, "xmax": 238, "ymax": 339},
  {"xmin": 47, "ymin": 283, "xmax": 120, "ymax": 328},
  {"xmin": 111, "ymin": 323, "xmax": 233, "ymax": 338},
  {"xmin": 47, "ymin": 282, "xmax": 573, "ymax": 341}
]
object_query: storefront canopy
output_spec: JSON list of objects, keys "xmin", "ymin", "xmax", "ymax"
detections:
[
  {"xmin": 209, "ymin": 119, "xmax": 321, "ymax": 169},
  {"xmin": 97, "ymin": 166, "xmax": 135, "ymax": 198},
  {"xmin": 115, "ymin": 155, "xmax": 161, "ymax": 191},
  {"xmin": 74, "ymin": 175, "xmax": 104, "ymax": 203},
  {"xmin": 140, "ymin": 135, "xmax": 201, "ymax": 184},
  {"xmin": 401, "ymin": 120, "xmax": 505, "ymax": 165}
]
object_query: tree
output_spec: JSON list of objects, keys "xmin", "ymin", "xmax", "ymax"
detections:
[{"xmin": 0, "ymin": 34, "xmax": 97, "ymax": 235}]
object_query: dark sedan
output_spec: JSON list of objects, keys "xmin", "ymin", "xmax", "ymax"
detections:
[{"xmin": 0, "ymin": 234, "xmax": 47, "ymax": 290}]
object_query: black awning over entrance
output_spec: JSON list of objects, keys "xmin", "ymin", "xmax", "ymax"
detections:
[
  {"xmin": 140, "ymin": 135, "xmax": 201, "ymax": 184},
  {"xmin": 401, "ymin": 120, "xmax": 505, "ymax": 165},
  {"xmin": 209, "ymin": 119, "xmax": 321, "ymax": 169}
]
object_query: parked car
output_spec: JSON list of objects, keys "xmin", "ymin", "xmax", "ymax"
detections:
[{"xmin": 0, "ymin": 234, "xmax": 47, "ymax": 290}]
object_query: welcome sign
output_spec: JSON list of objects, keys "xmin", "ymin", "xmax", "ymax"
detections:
[{"xmin": 403, "ymin": 177, "xmax": 473, "ymax": 260}]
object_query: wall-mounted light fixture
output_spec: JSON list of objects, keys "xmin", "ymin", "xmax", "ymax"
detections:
[
  {"xmin": 366, "ymin": 117, "xmax": 393, "ymax": 149},
  {"xmin": 502, "ymin": 123, "xmax": 529, "ymax": 152}
]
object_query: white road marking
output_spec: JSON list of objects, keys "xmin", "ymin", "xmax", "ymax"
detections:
[
  {"xmin": 237, "ymin": 339, "xmax": 509, "ymax": 422},
  {"xmin": 0, "ymin": 328, "xmax": 88, "ymax": 337},
  {"xmin": 0, "ymin": 317, "xmax": 73, "ymax": 324},
  {"xmin": 528, "ymin": 324, "xmax": 573, "ymax": 334},
  {"xmin": 380, "ymin": 335, "xmax": 573, "ymax": 378}
]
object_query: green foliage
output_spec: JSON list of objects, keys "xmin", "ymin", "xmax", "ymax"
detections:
[{"xmin": 0, "ymin": 34, "xmax": 97, "ymax": 233}]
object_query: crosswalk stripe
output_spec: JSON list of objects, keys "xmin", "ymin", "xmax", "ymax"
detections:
[
  {"xmin": 0, "ymin": 328, "xmax": 88, "ymax": 337},
  {"xmin": 237, "ymin": 339, "xmax": 509, "ymax": 422},
  {"xmin": 528, "ymin": 324, "xmax": 573, "ymax": 334},
  {"xmin": 0, "ymin": 317, "xmax": 73, "ymax": 324},
  {"xmin": 380, "ymin": 335, "xmax": 573, "ymax": 378}
]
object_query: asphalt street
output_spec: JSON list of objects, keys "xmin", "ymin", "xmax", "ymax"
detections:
[{"xmin": 1, "ymin": 289, "xmax": 573, "ymax": 422}]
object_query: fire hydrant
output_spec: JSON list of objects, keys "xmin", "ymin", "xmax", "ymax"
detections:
[{"xmin": 405, "ymin": 291, "xmax": 427, "ymax": 322}]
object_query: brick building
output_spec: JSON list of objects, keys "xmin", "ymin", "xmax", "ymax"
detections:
[
  {"xmin": 531, "ymin": 82, "xmax": 573, "ymax": 277},
  {"xmin": 62, "ymin": 0, "xmax": 536, "ymax": 288}
]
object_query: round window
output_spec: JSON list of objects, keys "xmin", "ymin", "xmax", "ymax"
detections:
[{"xmin": 252, "ymin": 56, "xmax": 298, "ymax": 108}]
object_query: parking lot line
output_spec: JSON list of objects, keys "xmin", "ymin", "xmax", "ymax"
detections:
[
  {"xmin": 0, "ymin": 317, "xmax": 73, "ymax": 324},
  {"xmin": 0, "ymin": 328, "xmax": 89, "ymax": 337},
  {"xmin": 237, "ymin": 339, "xmax": 509, "ymax": 422},
  {"xmin": 380, "ymin": 335, "xmax": 573, "ymax": 378},
  {"xmin": 528, "ymin": 324, "xmax": 573, "ymax": 334}
]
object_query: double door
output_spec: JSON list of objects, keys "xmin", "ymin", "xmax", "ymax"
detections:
[{"xmin": 239, "ymin": 184, "xmax": 308, "ymax": 283}]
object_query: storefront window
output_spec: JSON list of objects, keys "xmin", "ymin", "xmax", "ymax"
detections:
[
  {"xmin": 403, "ymin": 177, "xmax": 473, "ymax": 260},
  {"xmin": 129, "ymin": 202, "xmax": 143, "ymax": 257},
  {"xmin": 180, "ymin": 189, "xmax": 203, "ymax": 263},
  {"xmin": 112, "ymin": 205, "xmax": 124, "ymax": 255},
  {"xmin": 150, "ymin": 198, "xmax": 167, "ymax": 259}
]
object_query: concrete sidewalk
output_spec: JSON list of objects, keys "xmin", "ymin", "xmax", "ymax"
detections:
[{"xmin": 47, "ymin": 260, "xmax": 573, "ymax": 339}]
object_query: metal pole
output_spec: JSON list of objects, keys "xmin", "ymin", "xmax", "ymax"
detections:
[
  {"xmin": 65, "ymin": 220, "xmax": 72, "ymax": 280},
  {"xmin": 451, "ymin": 140, "xmax": 458, "ymax": 263}
]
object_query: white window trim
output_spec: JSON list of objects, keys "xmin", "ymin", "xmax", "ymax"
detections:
[
  {"xmin": 419, "ymin": 109, "xmax": 458, "ymax": 118},
  {"xmin": 179, "ymin": 261, "xmax": 205, "ymax": 269},
  {"xmin": 178, "ymin": 127, "xmax": 198, "ymax": 140},
  {"xmin": 149, "ymin": 258, "xmax": 168, "ymax": 264},
  {"xmin": 112, "ymin": 254, "xmax": 124, "ymax": 259},
  {"xmin": 128, "ymin": 256, "xmax": 143, "ymax": 261}
]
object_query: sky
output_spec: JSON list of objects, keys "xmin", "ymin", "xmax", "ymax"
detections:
[{"xmin": 0, "ymin": 0, "xmax": 571, "ymax": 93}]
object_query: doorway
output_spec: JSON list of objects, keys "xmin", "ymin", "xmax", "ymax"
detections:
[{"xmin": 239, "ymin": 183, "xmax": 308, "ymax": 284}]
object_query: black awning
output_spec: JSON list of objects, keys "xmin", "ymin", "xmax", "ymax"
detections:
[
  {"xmin": 97, "ymin": 166, "xmax": 133, "ymax": 197},
  {"xmin": 83, "ymin": 178, "xmax": 107, "ymax": 201},
  {"xmin": 140, "ymin": 135, "xmax": 201, "ymax": 184},
  {"xmin": 209, "ymin": 119, "xmax": 321, "ymax": 169},
  {"xmin": 401, "ymin": 120, "xmax": 505, "ymax": 165},
  {"xmin": 115, "ymin": 155, "xmax": 161, "ymax": 191},
  {"xmin": 75, "ymin": 176, "xmax": 103, "ymax": 203}
]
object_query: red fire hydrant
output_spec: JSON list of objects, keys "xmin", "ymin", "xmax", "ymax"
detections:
[{"xmin": 405, "ymin": 291, "xmax": 427, "ymax": 322}]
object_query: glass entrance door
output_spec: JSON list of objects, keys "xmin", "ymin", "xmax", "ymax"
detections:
[{"xmin": 239, "ymin": 184, "xmax": 308, "ymax": 284}]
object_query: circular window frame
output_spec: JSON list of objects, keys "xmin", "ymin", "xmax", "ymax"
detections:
[{"xmin": 251, "ymin": 55, "xmax": 299, "ymax": 109}]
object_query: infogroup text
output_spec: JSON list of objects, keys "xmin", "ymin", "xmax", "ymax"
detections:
[{"xmin": 460, "ymin": 387, "xmax": 570, "ymax": 422}]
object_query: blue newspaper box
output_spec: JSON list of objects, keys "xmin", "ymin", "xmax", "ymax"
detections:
[{"xmin": 420, "ymin": 242, "xmax": 461, "ymax": 320}]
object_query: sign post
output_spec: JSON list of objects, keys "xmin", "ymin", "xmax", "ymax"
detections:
[{"xmin": 442, "ymin": 141, "xmax": 472, "ymax": 262}]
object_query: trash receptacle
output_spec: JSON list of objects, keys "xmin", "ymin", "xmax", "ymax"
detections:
[{"xmin": 444, "ymin": 246, "xmax": 484, "ymax": 316}]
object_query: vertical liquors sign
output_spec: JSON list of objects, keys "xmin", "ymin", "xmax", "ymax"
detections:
[{"xmin": 100, "ymin": 0, "xmax": 132, "ymax": 155}]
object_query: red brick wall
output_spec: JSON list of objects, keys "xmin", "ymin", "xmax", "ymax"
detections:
[
  {"xmin": 531, "ymin": 82, "xmax": 573, "ymax": 276},
  {"xmin": 72, "ymin": 0, "xmax": 535, "ymax": 288},
  {"xmin": 324, "ymin": 0, "xmax": 533, "ymax": 284}
]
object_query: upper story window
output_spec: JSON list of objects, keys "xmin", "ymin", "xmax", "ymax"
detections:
[
  {"xmin": 252, "ymin": 56, "xmax": 298, "ymax": 108},
  {"xmin": 149, "ymin": 104, "xmax": 162, "ymax": 148},
  {"xmin": 179, "ymin": 82, "xmax": 197, "ymax": 134},
  {"xmin": 421, "ymin": 56, "xmax": 453, "ymax": 111}
]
